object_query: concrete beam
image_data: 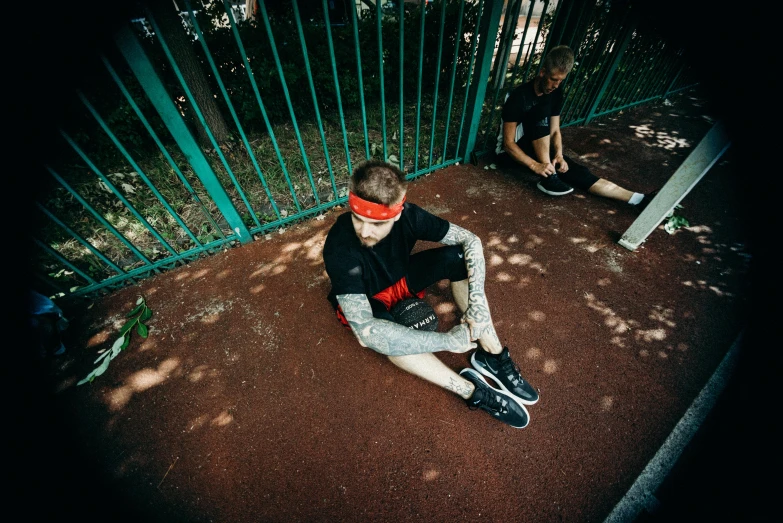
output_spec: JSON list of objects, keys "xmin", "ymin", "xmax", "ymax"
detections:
[{"xmin": 618, "ymin": 120, "xmax": 730, "ymax": 251}]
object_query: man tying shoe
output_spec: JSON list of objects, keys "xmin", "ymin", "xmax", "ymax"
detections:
[
  {"xmin": 496, "ymin": 45, "xmax": 654, "ymax": 206},
  {"xmin": 322, "ymin": 160, "xmax": 539, "ymax": 428}
]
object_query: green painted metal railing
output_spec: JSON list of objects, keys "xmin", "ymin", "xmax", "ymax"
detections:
[
  {"xmin": 474, "ymin": 0, "xmax": 699, "ymax": 158},
  {"xmin": 33, "ymin": 0, "xmax": 699, "ymax": 302}
]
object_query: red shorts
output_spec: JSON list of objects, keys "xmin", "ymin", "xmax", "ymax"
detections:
[{"xmin": 335, "ymin": 276, "xmax": 425, "ymax": 328}]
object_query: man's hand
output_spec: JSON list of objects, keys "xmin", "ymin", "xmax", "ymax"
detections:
[
  {"xmin": 530, "ymin": 161, "xmax": 556, "ymax": 177},
  {"xmin": 446, "ymin": 323, "xmax": 477, "ymax": 353},
  {"xmin": 461, "ymin": 303, "xmax": 494, "ymax": 342},
  {"xmin": 553, "ymin": 155, "xmax": 569, "ymax": 172}
]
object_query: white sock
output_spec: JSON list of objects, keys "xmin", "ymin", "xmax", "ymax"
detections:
[{"xmin": 628, "ymin": 192, "xmax": 644, "ymax": 205}]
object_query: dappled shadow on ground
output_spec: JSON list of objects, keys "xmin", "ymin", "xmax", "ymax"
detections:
[{"xmin": 41, "ymin": 89, "xmax": 752, "ymax": 523}]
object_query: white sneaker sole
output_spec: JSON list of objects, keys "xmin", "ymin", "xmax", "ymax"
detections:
[
  {"xmin": 471, "ymin": 352, "xmax": 540, "ymax": 406},
  {"xmin": 536, "ymin": 181, "xmax": 574, "ymax": 196}
]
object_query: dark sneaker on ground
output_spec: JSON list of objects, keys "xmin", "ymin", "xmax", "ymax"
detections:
[
  {"xmin": 636, "ymin": 189, "xmax": 659, "ymax": 211},
  {"xmin": 460, "ymin": 368, "xmax": 530, "ymax": 429},
  {"xmin": 536, "ymin": 172, "xmax": 573, "ymax": 196},
  {"xmin": 471, "ymin": 347, "xmax": 540, "ymax": 405}
]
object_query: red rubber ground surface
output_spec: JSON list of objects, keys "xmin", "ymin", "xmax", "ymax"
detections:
[{"xmin": 21, "ymin": 91, "xmax": 770, "ymax": 522}]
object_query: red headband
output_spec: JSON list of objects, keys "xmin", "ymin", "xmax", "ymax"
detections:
[{"xmin": 348, "ymin": 191, "xmax": 406, "ymax": 220}]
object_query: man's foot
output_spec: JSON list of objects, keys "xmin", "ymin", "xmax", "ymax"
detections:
[
  {"xmin": 636, "ymin": 189, "xmax": 659, "ymax": 211},
  {"xmin": 471, "ymin": 347, "xmax": 539, "ymax": 405},
  {"xmin": 460, "ymin": 368, "xmax": 530, "ymax": 429},
  {"xmin": 536, "ymin": 173, "xmax": 573, "ymax": 196}
]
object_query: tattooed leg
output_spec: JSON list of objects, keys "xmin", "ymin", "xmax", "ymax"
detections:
[{"xmin": 387, "ymin": 353, "xmax": 475, "ymax": 399}]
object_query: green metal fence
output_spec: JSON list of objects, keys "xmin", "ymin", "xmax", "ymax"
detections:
[
  {"xmin": 473, "ymin": 0, "xmax": 698, "ymax": 157},
  {"xmin": 32, "ymin": 0, "xmax": 697, "ymax": 302}
]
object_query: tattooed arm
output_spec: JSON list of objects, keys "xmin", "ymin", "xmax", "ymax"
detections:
[
  {"xmin": 439, "ymin": 223, "xmax": 496, "ymax": 342},
  {"xmin": 336, "ymin": 294, "xmax": 476, "ymax": 356}
]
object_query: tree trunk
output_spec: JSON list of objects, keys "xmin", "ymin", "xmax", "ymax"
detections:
[{"xmin": 146, "ymin": 0, "xmax": 232, "ymax": 146}]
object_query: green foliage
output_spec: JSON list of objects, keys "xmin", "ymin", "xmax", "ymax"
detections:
[
  {"xmin": 664, "ymin": 205, "xmax": 689, "ymax": 234},
  {"xmin": 77, "ymin": 295, "xmax": 152, "ymax": 385}
]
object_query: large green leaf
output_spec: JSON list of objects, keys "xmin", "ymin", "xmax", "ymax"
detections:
[
  {"xmin": 140, "ymin": 307, "xmax": 153, "ymax": 321},
  {"xmin": 77, "ymin": 355, "xmax": 112, "ymax": 386},
  {"xmin": 127, "ymin": 303, "xmax": 144, "ymax": 317},
  {"xmin": 120, "ymin": 318, "xmax": 137, "ymax": 336},
  {"xmin": 137, "ymin": 323, "xmax": 149, "ymax": 338},
  {"xmin": 110, "ymin": 336, "xmax": 126, "ymax": 359}
]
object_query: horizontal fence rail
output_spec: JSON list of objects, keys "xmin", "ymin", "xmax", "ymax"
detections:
[{"xmin": 32, "ymin": 0, "xmax": 700, "ymax": 302}]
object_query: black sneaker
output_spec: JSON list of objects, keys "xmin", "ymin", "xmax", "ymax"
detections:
[
  {"xmin": 471, "ymin": 347, "xmax": 539, "ymax": 405},
  {"xmin": 635, "ymin": 189, "xmax": 659, "ymax": 211},
  {"xmin": 536, "ymin": 172, "xmax": 573, "ymax": 196},
  {"xmin": 460, "ymin": 368, "xmax": 530, "ymax": 429}
]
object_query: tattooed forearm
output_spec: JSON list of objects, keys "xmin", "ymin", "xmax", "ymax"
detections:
[
  {"xmin": 336, "ymin": 294, "xmax": 473, "ymax": 356},
  {"xmin": 440, "ymin": 224, "xmax": 490, "ymax": 319}
]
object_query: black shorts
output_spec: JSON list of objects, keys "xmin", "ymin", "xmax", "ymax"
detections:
[
  {"xmin": 330, "ymin": 245, "xmax": 468, "ymax": 324},
  {"xmin": 495, "ymin": 150, "xmax": 599, "ymax": 191}
]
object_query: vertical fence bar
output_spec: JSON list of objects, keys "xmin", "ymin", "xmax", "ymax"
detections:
[
  {"xmin": 33, "ymin": 238, "xmax": 97, "ymax": 286},
  {"xmin": 45, "ymin": 166, "xmax": 156, "ymax": 269},
  {"xmin": 100, "ymin": 55, "xmax": 227, "ymax": 241},
  {"xmin": 59, "ymin": 129, "xmax": 179, "ymax": 256},
  {"xmin": 457, "ymin": 0, "xmax": 504, "ymax": 163},
  {"xmin": 625, "ymin": 41, "xmax": 661, "ymax": 105},
  {"xmin": 376, "ymin": 1, "xmax": 388, "ymax": 160},
  {"xmin": 77, "ymin": 91, "xmax": 204, "ymax": 246},
  {"xmin": 649, "ymin": 51, "xmax": 680, "ymax": 101},
  {"xmin": 662, "ymin": 61, "xmax": 686, "ymax": 100},
  {"xmin": 562, "ymin": 14, "xmax": 615, "ymax": 124},
  {"xmin": 427, "ymin": 0, "xmax": 448, "ymax": 168},
  {"xmin": 505, "ymin": 0, "xmax": 537, "ymax": 89},
  {"xmin": 456, "ymin": 0, "xmax": 487, "ymax": 159},
  {"xmin": 413, "ymin": 0, "xmax": 426, "ymax": 173},
  {"xmin": 256, "ymin": 0, "xmax": 320, "ymax": 207},
  {"xmin": 550, "ymin": 0, "xmax": 574, "ymax": 46},
  {"xmin": 290, "ymin": 0, "xmax": 336, "ymax": 200},
  {"xmin": 566, "ymin": 0, "xmax": 592, "ymax": 52},
  {"xmin": 185, "ymin": 0, "xmax": 281, "ymax": 222},
  {"xmin": 349, "ymin": 1, "xmax": 370, "ymax": 161},
  {"xmin": 636, "ymin": 42, "xmax": 667, "ymax": 102},
  {"xmin": 114, "ymin": 25, "xmax": 251, "ymax": 243},
  {"xmin": 489, "ymin": 0, "xmax": 522, "ymax": 93},
  {"xmin": 584, "ymin": 8, "xmax": 637, "ymax": 125},
  {"xmin": 480, "ymin": 0, "xmax": 525, "ymax": 151},
  {"xmin": 223, "ymin": 1, "xmax": 301, "ymax": 214},
  {"xmin": 440, "ymin": 0, "xmax": 467, "ymax": 162},
  {"xmin": 520, "ymin": 0, "xmax": 549, "ymax": 83},
  {"xmin": 560, "ymin": 6, "xmax": 605, "ymax": 121},
  {"xmin": 533, "ymin": 0, "xmax": 565, "ymax": 77},
  {"xmin": 322, "ymin": 0, "xmax": 353, "ymax": 182},
  {"xmin": 602, "ymin": 36, "xmax": 642, "ymax": 111},
  {"xmin": 144, "ymin": 6, "xmax": 262, "ymax": 227},
  {"xmin": 36, "ymin": 203, "xmax": 127, "ymax": 277},
  {"xmin": 399, "ymin": 0, "xmax": 405, "ymax": 170}
]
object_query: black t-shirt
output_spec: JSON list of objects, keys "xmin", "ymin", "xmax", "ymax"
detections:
[
  {"xmin": 501, "ymin": 80, "xmax": 564, "ymax": 143},
  {"xmin": 323, "ymin": 202, "xmax": 450, "ymax": 300}
]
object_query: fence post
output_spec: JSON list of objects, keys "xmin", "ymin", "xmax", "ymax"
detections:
[
  {"xmin": 583, "ymin": 8, "xmax": 638, "ymax": 125},
  {"xmin": 114, "ymin": 25, "xmax": 252, "ymax": 244},
  {"xmin": 458, "ymin": 0, "xmax": 505, "ymax": 164}
]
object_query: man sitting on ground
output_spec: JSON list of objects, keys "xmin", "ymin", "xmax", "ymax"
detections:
[
  {"xmin": 322, "ymin": 160, "xmax": 539, "ymax": 429},
  {"xmin": 496, "ymin": 45, "xmax": 654, "ymax": 206}
]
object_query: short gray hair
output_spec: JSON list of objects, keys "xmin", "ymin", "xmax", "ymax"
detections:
[{"xmin": 542, "ymin": 45, "xmax": 575, "ymax": 75}]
